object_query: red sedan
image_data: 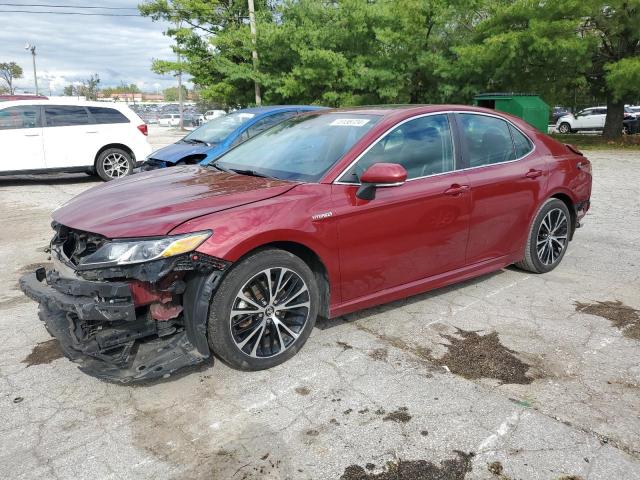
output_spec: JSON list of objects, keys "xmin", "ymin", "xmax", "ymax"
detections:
[{"xmin": 20, "ymin": 105, "xmax": 592, "ymax": 382}]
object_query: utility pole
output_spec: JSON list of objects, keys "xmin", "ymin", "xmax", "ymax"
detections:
[
  {"xmin": 248, "ymin": 0, "xmax": 261, "ymax": 105},
  {"xmin": 177, "ymin": 21, "xmax": 185, "ymax": 130},
  {"xmin": 25, "ymin": 44, "xmax": 38, "ymax": 95}
]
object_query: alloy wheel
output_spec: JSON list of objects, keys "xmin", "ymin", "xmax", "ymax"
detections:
[
  {"xmin": 103, "ymin": 153, "xmax": 130, "ymax": 178},
  {"xmin": 229, "ymin": 267, "xmax": 311, "ymax": 358},
  {"xmin": 536, "ymin": 208, "xmax": 568, "ymax": 265}
]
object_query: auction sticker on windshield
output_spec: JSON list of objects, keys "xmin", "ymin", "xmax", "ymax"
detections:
[{"xmin": 330, "ymin": 118, "xmax": 371, "ymax": 127}]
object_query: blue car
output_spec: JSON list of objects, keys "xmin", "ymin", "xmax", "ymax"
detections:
[{"xmin": 140, "ymin": 105, "xmax": 326, "ymax": 170}]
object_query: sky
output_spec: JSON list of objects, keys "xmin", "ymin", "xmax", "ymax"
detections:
[{"xmin": 0, "ymin": 1, "xmax": 186, "ymax": 95}]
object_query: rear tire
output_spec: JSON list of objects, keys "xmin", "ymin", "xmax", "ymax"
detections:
[
  {"xmin": 516, "ymin": 198, "xmax": 571, "ymax": 273},
  {"xmin": 95, "ymin": 148, "xmax": 134, "ymax": 181},
  {"xmin": 208, "ymin": 249, "xmax": 320, "ymax": 371}
]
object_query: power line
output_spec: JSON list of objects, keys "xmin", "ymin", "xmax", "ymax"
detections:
[
  {"xmin": 0, "ymin": 3, "xmax": 139, "ymax": 9},
  {"xmin": 0, "ymin": 9, "xmax": 141, "ymax": 16}
]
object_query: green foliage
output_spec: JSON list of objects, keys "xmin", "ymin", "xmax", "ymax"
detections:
[
  {"xmin": 163, "ymin": 85, "xmax": 188, "ymax": 101},
  {"xmin": 606, "ymin": 58, "xmax": 640, "ymax": 102},
  {"xmin": 0, "ymin": 61, "xmax": 23, "ymax": 95},
  {"xmin": 139, "ymin": 0, "xmax": 640, "ymax": 138},
  {"xmin": 101, "ymin": 83, "xmax": 141, "ymax": 97}
]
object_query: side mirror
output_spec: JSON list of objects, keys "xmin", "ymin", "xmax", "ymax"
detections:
[{"xmin": 356, "ymin": 163, "xmax": 407, "ymax": 200}]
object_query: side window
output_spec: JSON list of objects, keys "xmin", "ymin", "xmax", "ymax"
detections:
[
  {"xmin": 44, "ymin": 106, "xmax": 89, "ymax": 127},
  {"xmin": 509, "ymin": 125, "xmax": 533, "ymax": 158},
  {"xmin": 0, "ymin": 106, "xmax": 40, "ymax": 130},
  {"xmin": 247, "ymin": 111, "xmax": 297, "ymax": 137},
  {"xmin": 458, "ymin": 114, "xmax": 515, "ymax": 167},
  {"xmin": 87, "ymin": 107, "xmax": 129, "ymax": 124},
  {"xmin": 341, "ymin": 114, "xmax": 454, "ymax": 182}
]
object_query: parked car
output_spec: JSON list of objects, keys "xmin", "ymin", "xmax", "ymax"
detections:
[
  {"xmin": 204, "ymin": 109, "xmax": 227, "ymax": 121},
  {"xmin": 20, "ymin": 105, "xmax": 592, "ymax": 382},
  {"xmin": 158, "ymin": 113, "xmax": 181, "ymax": 127},
  {"xmin": 551, "ymin": 106, "xmax": 570, "ymax": 124},
  {"xmin": 556, "ymin": 106, "xmax": 639, "ymax": 134},
  {"xmin": 0, "ymin": 94, "xmax": 48, "ymax": 102},
  {"xmin": 0, "ymin": 100, "xmax": 151, "ymax": 181},
  {"xmin": 139, "ymin": 105, "xmax": 326, "ymax": 171}
]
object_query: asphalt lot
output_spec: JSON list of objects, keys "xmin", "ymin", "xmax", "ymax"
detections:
[{"xmin": 1, "ymin": 128, "xmax": 639, "ymax": 480}]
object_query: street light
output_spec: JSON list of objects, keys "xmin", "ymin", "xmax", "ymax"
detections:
[{"xmin": 24, "ymin": 43, "xmax": 38, "ymax": 95}]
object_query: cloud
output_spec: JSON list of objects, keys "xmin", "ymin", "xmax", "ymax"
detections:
[{"xmin": 0, "ymin": 1, "xmax": 186, "ymax": 94}]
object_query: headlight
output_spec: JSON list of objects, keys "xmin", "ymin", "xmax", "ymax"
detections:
[{"xmin": 77, "ymin": 231, "xmax": 212, "ymax": 268}]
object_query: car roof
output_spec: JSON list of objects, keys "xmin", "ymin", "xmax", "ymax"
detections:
[
  {"xmin": 236, "ymin": 105, "xmax": 326, "ymax": 115},
  {"xmin": 0, "ymin": 99, "xmax": 133, "ymax": 109},
  {"xmin": 304, "ymin": 104, "xmax": 526, "ymax": 122}
]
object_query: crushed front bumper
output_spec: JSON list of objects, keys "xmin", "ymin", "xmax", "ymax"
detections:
[{"xmin": 19, "ymin": 267, "xmax": 219, "ymax": 383}]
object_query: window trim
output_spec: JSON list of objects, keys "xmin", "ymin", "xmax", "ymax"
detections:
[{"xmin": 333, "ymin": 110, "xmax": 536, "ymax": 185}]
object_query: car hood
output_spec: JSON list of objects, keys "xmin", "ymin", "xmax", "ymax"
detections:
[
  {"xmin": 149, "ymin": 142, "xmax": 216, "ymax": 163},
  {"xmin": 52, "ymin": 166, "xmax": 297, "ymax": 238}
]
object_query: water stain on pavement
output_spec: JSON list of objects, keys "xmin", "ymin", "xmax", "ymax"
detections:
[
  {"xmin": 575, "ymin": 300, "xmax": 640, "ymax": 340},
  {"xmin": 383, "ymin": 407, "xmax": 411, "ymax": 423},
  {"xmin": 368, "ymin": 348, "xmax": 388, "ymax": 361},
  {"xmin": 295, "ymin": 386, "xmax": 311, "ymax": 396},
  {"xmin": 0, "ymin": 295, "xmax": 29, "ymax": 309},
  {"xmin": 429, "ymin": 329, "xmax": 532, "ymax": 385},
  {"xmin": 21, "ymin": 339, "xmax": 63, "ymax": 367},
  {"xmin": 340, "ymin": 451, "xmax": 474, "ymax": 480}
]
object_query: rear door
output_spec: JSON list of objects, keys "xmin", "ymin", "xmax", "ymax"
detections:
[
  {"xmin": 455, "ymin": 112, "xmax": 547, "ymax": 264},
  {"xmin": 42, "ymin": 105, "xmax": 94, "ymax": 168},
  {"xmin": 0, "ymin": 105, "xmax": 44, "ymax": 172},
  {"xmin": 333, "ymin": 113, "xmax": 471, "ymax": 301}
]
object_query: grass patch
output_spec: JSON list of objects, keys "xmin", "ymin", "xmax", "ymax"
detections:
[{"xmin": 549, "ymin": 133, "xmax": 640, "ymax": 150}]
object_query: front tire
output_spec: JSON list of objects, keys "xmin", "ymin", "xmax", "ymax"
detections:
[
  {"xmin": 96, "ymin": 148, "xmax": 134, "ymax": 181},
  {"xmin": 208, "ymin": 249, "xmax": 320, "ymax": 371},
  {"xmin": 557, "ymin": 122, "xmax": 572, "ymax": 134},
  {"xmin": 516, "ymin": 198, "xmax": 571, "ymax": 273}
]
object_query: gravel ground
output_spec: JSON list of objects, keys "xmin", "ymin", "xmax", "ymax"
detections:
[{"xmin": 0, "ymin": 133, "xmax": 639, "ymax": 480}]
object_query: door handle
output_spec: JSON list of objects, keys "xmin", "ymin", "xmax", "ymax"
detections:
[
  {"xmin": 24, "ymin": 133, "xmax": 40, "ymax": 137},
  {"xmin": 86, "ymin": 131, "xmax": 98, "ymax": 134},
  {"xmin": 444, "ymin": 184, "xmax": 470, "ymax": 196},
  {"xmin": 525, "ymin": 169, "xmax": 543, "ymax": 179}
]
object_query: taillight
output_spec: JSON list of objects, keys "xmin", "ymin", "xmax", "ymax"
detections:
[
  {"xmin": 137, "ymin": 124, "xmax": 148, "ymax": 136},
  {"xmin": 577, "ymin": 159, "xmax": 592, "ymax": 174}
]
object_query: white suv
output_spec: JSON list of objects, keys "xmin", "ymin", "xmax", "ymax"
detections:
[
  {"xmin": 556, "ymin": 107, "xmax": 607, "ymax": 134},
  {"xmin": 0, "ymin": 100, "xmax": 152, "ymax": 181}
]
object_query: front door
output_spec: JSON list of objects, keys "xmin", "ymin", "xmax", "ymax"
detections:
[
  {"xmin": 333, "ymin": 113, "xmax": 471, "ymax": 302},
  {"xmin": 0, "ymin": 105, "xmax": 45, "ymax": 172},
  {"xmin": 455, "ymin": 112, "xmax": 548, "ymax": 264}
]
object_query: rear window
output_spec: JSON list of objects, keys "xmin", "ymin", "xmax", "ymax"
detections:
[
  {"xmin": 88, "ymin": 107, "xmax": 129, "ymax": 124},
  {"xmin": 44, "ymin": 106, "xmax": 90, "ymax": 127},
  {"xmin": 509, "ymin": 125, "xmax": 533, "ymax": 158}
]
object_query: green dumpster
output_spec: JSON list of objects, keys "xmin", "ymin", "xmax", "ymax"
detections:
[{"xmin": 473, "ymin": 93, "xmax": 550, "ymax": 132}]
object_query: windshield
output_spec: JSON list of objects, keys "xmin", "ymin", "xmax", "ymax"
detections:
[
  {"xmin": 215, "ymin": 113, "xmax": 381, "ymax": 182},
  {"xmin": 185, "ymin": 111, "xmax": 255, "ymax": 144}
]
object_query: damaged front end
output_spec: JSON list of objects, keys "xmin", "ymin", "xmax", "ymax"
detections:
[{"xmin": 19, "ymin": 223, "xmax": 229, "ymax": 383}]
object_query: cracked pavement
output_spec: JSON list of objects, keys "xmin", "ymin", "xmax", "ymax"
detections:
[{"xmin": 1, "ymin": 135, "xmax": 639, "ymax": 480}]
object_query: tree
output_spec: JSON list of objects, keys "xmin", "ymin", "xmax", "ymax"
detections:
[
  {"xmin": 163, "ymin": 85, "xmax": 188, "ymax": 101},
  {"xmin": 0, "ymin": 62, "xmax": 23, "ymax": 95},
  {"xmin": 81, "ymin": 74, "xmax": 101, "ymax": 100},
  {"xmin": 453, "ymin": 1, "xmax": 640, "ymax": 138}
]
